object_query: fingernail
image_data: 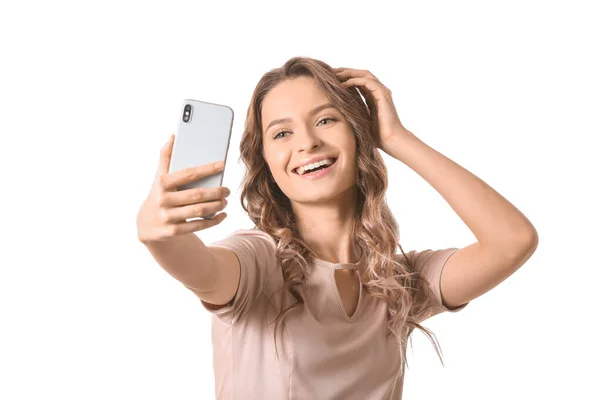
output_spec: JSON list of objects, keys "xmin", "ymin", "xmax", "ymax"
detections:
[{"xmin": 215, "ymin": 161, "xmax": 224, "ymax": 169}]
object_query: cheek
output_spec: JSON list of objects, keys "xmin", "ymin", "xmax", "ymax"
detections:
[
  {"xmin": 264, "ymin": 147, "xmax": 291, "ymax": 177},
  {"xmin": 274, "ymin": 151, "xmax": 288, "ymax": 166}
]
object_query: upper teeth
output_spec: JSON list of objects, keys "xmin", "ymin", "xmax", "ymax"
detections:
[{"xmin": 296, "ymin": 158, "xmax": 334, "ymax": 175}]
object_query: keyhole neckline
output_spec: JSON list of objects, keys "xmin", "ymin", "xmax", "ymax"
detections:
[{"xmin": 310, "ymin": 248, "xmax": 365, "ymax": 270}]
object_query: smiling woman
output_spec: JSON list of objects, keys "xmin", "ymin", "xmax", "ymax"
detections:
[
  {"xmin": 140, "ymin": 56, "xmax": 536, "ymax": 400},
  {"xmin": 179, "ymin": 57, "xmax": 476, "ymax": 399}
]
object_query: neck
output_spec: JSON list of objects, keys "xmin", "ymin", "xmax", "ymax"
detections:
[{"xmin": 291, "ymin": 185, "xmax": 361, "ymax": 264}]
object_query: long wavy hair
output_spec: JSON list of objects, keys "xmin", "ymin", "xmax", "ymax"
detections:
[{"xmin": 238, "ymin": 57, "xmax": 446, "ymax": 372}]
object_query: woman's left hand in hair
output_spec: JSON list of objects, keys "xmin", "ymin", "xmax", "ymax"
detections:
[{"xmin": 334, "ymin": 68, "xmax": 413, "ymax": 152}]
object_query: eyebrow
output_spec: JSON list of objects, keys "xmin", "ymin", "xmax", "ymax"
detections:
[{"xmin": 264, "ymin": 103, "xmax": 337, "ymax": 134}]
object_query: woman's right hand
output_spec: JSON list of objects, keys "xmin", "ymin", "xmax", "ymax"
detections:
[{"xmin": 136, "ymin": 135, "xmax": 230, "ymax": 243}]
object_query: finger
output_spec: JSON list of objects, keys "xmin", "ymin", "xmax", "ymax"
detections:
[
  {"xmin": 334, "ymin": 68, "xmax": 376, "ymax": 110},
  {"xmin": 170, "ymin": 212, "xmax": 227, "ymax": 235},
  {"xmin": 335, "ymin": 68, "xmax": 380, "ymax": 82},
  {"xmin": 161, "ymin": 186, "xmax": 231, "ymax": 208},
  {"xmin": 333, "ymin": 67, "xmax": 362, "ymax": 73},
  {"xmin": 341, "ymin": 77, "xmax": 388, "ymax": 102},
  {"xmin": 166, "ymin": 198, "xmax": 228, "ymax": 223},
  {"xmin": 157, "ymin": 134, "xmax": 175, "ymax": 177},
  {"xmin": 160, "ymin": 161, "xmax": 225, "ymax": 191}
]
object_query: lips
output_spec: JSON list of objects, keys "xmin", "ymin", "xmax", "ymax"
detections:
[{"xmin": 292, "ymin": 157, "xmax": 337, "ymax": 174}]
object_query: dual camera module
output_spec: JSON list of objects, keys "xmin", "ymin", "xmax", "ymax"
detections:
[{"xmin": 182, "ymin": 104, "xmax": 193, "ymax": 123}]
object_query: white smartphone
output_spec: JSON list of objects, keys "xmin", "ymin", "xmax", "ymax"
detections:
[{"xmin": 168, "ymin": 99, "xmax": 234, "ymax": 219}]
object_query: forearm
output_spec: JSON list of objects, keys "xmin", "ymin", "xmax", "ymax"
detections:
[
  {"xmin": 141, "ymin": 232, "xmax": 219, "ymax": 292},
  {"xmin": 383, "ymin": 130, "xmax": 538, "ymax": 254}
]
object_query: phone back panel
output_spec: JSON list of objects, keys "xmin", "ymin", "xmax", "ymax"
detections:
[{"xmin": 168, "ymin": 99, "xmax": 234, "ymax": 192}]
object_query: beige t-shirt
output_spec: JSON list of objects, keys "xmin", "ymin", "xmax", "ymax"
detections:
[{"xmin": 191, "ymin": 229, "xmax": 468, "ymax": 399}]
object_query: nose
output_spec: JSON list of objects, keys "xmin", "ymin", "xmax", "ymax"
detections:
[{"xmin": 296, "ymin": 125, "xmax": 322, "ymax": 153}]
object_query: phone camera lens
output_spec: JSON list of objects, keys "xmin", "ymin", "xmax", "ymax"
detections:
[{"xmin": 183, "ymin": 104, "xmax": 193, "ymax": 122}]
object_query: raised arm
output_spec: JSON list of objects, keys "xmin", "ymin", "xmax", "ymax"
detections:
[{"xmin": 136, "ymin": 134, "xmax": 240, "ymax": 306}]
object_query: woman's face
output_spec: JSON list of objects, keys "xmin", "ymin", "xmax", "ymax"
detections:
[{"xmin": 261, "ymin": 76, "xmax": 358, "ymax": 204}]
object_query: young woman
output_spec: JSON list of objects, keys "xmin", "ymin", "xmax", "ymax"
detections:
[{"xmin": 137, "ymin": 57, "xmax": 538, "ymax": 399}]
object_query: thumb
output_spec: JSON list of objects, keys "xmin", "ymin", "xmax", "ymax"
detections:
[{"xmin": 156, "ymin": 134, "xmax": 175, "ymax": 178}]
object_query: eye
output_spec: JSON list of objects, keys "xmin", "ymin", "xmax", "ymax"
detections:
[
  {"xmin": 317, "ymin": 117, "xmax": 337, "ymax": 126},
  {"xmin": 273, "ymin": 130, "xmax": 291, "ymax": 140},
  {"xmin": 273, "ymin": 117, "xmax": 337, "ymax": 140}
]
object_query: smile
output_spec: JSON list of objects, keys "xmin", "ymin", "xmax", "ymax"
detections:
[{"xmin": 293, "ymin": 158, "xmax": 337, "ymax": 180}]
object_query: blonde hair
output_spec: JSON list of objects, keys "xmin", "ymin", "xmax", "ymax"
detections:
[{"xmin": 238, "ymin": 56, "xmax": 447, "ymax": 372}]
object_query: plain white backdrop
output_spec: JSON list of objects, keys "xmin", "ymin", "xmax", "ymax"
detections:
[{"xmin": 1, "ymin": 1, "xmax": 598, "ymax": 399}]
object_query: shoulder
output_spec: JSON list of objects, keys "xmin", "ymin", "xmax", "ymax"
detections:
[
  {"xmin": 208, "ymin": 228, "xmax": 279, "ymax": 275},
  {"xmin": 200, "ymin": 229, "xmax": 281, "ymax": 324},
  {"xmin": 395, "ymin": 248, "xmax": 459, "ymax": 275}
]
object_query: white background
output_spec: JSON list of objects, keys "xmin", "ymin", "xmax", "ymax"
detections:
[{"xmin": 1, "ymin": 1, "xmax": 598, "ymax": 399}]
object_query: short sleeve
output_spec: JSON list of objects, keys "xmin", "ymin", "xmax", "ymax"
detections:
[
  {"xmin": 196, "ymin": 229, "xmax": 278, "ymax": 325},
  {"xmin": 405, "ymin": 248, "xmax": 469, "ymax": 322}
]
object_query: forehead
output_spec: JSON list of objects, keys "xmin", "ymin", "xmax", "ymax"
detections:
[{"xmin": 261, "ymin": 77, "xmax": 330, "ymax": 127}]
